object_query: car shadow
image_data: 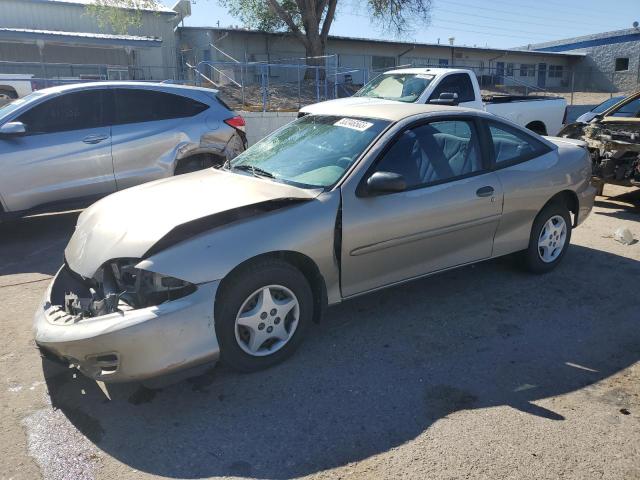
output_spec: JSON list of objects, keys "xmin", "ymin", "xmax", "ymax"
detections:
[
  {"xmin": 0, "ymin": 210, "xmax": 78, "ymax": 278},
  {"xmin": 43, "ymin": 244, "xmax": 639, "ymax": 479}
]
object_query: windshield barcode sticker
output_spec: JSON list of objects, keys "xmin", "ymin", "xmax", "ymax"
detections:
[{"xmin": 334, "ymin": 118, "xmax": 374, "ymax": 131}]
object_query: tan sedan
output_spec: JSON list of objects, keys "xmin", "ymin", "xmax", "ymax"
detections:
[{"xmin": 34, "ymin": 103, "xmax": 596, "ymax": 382}]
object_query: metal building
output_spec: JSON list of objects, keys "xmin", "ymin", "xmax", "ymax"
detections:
[{"xmin": 0, "ymin": 0, "xmax": 190, "ymax": 81}]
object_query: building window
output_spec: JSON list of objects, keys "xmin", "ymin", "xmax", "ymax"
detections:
[
  {"xmin": 549, "ymin": 65, "xmax": 563, "ymax": 78},
  {"xmin": 520, "ymin": 64, "xmax": 535, "ymax": 77},
  {"xmin": 439, "ymin": 58, "xmax": 449, "ymax": 66},
  {"xmin": 372, "ymin": 55, "xmax": 396, "ymax": 71},
  {"xmin": 506, "ymin": 63, "xmax": 514, "ymax": 77},
  {"xmin": 615, "ymin": 57, "xmax": 629, "ymax": 71}
]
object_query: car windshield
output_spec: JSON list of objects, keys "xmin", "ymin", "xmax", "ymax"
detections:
[
  {"xmin": 593, "ymin": 96, "xmax": 624, "ymax": 114},
  {"xmin": 228, "ymin": 115, "xmax": 389, "ymax": 188},
  {"xmin": 0, "ymin": 91, "xmax": 45, "ymax": 121},
  {"xmin": 354, "ymin": 73, "xmax": 434, "ymax": 103}
]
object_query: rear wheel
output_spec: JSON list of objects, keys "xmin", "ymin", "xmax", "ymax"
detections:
[
  {"xmin": 522, "ymin": 202, "xmax": 572, "ymax": 273},
  {"xmin": 215, "ymin": 259, "xmax": 313, "ymax": 372}
]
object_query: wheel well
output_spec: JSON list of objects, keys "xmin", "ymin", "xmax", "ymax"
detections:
[
  {"xmin": 217, "ymin": 251, "xmax": 328, "ymax": 323},
  {"xmin": 0, "ymin": 86, "xmax": 18, "ymax": 97},
  {"xmin": 545, "ymin": 190, "xmax": 579, "ymax": 226},
  {"xmin": 174, "ymin": 153, "xmax": 225, "ymax": 175},
  {"xmin": 525, "ymin": 121, "xmax": 547, "ymax": 136}
]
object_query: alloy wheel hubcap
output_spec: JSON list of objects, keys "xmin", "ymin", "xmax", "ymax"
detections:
[
  {"xmin": 538, "ymin": 215, "xmax": 567, "ymax": 263},
  {"xmin": 234, "ymin": 285, "xmax": 299, "ymax": 357}
]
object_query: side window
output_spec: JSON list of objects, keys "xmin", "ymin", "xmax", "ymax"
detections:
[
  {"xmin": 17, "ymin": 90, "xmax": 105, "ymax": 135},
  {"xmin": 114, "ymin": 89, "xmax": 208, "ymax": 125},
  {"xmin": 488, "ymin": 121, "xmax": 550, "ymax": 166},
  {"xmin": 375, "ymin": 119, "xmax": 482, "ymax": 189},
  {"xmin": 610, "ymin": 98, "xmax": 640, "ymax": 117},
  {"xmin": 429, "ymin": 74, "xmax": 475, "ymax": 103}
]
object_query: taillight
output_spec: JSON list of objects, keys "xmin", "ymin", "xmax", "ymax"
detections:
[{"xmin": 224, "ymin": 115, "xmax": 245, "ymax": 132}]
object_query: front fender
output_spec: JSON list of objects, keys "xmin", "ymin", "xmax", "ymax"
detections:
[{"xmin": 137, "ymin": 191, "xmax": 342, "ymax": 304}]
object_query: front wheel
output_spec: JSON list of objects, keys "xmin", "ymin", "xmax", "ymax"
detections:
[
  {"xmin": 215, "ymin": 259, "xmax": 313, "ymax": 372},
  {"xmin": 522, "ymin": 203, "xmax": 572, "ymax": 274}
]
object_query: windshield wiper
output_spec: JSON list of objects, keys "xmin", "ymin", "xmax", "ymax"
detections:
[{"xmin": 232, "ymin": 164, "xmax": 276, "ymax": 179}]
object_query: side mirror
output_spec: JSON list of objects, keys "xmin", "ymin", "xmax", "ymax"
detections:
[
  {"xmin": 428, "ymin": 92, "xmax": 460, "ymax": 106},
  {"xmin": 366, "ymin": 171, "xmax": 406, "ymax": 195},
  {"xmin": 0, "ymin": 121, "xmax": 26, "ymax": 137}
]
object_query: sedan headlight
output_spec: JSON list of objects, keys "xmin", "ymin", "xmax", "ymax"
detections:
[
  {"xmin": 105, "ymin": 258, "xmax": 196, "ymax": 310},
  {"xmin": 64, "ymin": 259, "xmax": 197, "ymax": 318}
]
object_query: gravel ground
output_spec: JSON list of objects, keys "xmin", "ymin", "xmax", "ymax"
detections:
[{"xmin": 1, "ymin": 186, "xmax": 639, "ymax": 480}]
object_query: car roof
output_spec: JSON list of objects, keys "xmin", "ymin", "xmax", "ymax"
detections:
[
  {"xmin": 32, "ymin": 81, "xmax": 218, "ymax": 96},
  {"xmin": 306, "ymin": 101, "xmax": 482, "ymax": 122}
]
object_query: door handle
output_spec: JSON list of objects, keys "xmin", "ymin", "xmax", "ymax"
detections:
[
  {"xmin": 476, "ymin": 186, "xmax": 495, "ymax": 198},
  {"xmin": 82, "ymin": 134, "xmax": 108, "ymax": 144}
]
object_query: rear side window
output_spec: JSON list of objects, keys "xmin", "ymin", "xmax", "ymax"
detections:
[
  {"xmin": 487, "ymin": 121, "xmax": 550, "ymax": 166},
  {"xmin": 17, "ymin": 90, "xmax": 106, "ymax": 134},
  {"xmin": 114, "ymin": 89, "xmax": 208, "ymax": 125},
  {"xmin": 429, "ymin": 73, "xmax": 475, "ymax": 103}
]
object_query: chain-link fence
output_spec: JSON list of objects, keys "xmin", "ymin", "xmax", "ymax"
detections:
[
  {"xmin": 188, "ymin": 58, "xmax": 640, "ymax": 112},
  {"xmin": 1, "ymin": 56, "xmax": 638, "ymax": 113}
]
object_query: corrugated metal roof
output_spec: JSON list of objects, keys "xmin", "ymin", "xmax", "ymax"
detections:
[
  {"xmin": 180, "ymin": 26, "xmax": 585, "ymax": 57},
  {"xmin": 24, "ymin": 0, "xmax": 175, "ymax": 14},
  {"xmin": 0, "ymin": 27, "xmax": 163, "ymax": 47}
]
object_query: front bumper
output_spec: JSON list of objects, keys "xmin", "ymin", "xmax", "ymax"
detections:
[{"xmin": 34, "ymin": 266, "xmax": 221, "ymax": 382}]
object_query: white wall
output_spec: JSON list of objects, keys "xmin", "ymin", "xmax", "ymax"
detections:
[{"xmin": 240, "ymin": 111, "xmax": 298, "ymax": 145}]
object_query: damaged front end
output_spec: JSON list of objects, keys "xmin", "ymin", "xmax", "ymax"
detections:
[
  {"xmin": 35, "ymin": 261, "xmax": 220, "ymax": 382},
  {"xmin": 560, "ymin": 115, "xmax": 640, "ymax": 189},
  {"xmin": 60, "ymin": 259, "xmax": 196, "ymax": 319}
]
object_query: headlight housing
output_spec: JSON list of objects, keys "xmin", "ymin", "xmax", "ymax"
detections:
[
  {"xmin": 64, "ymin": 259, "xmax": 196, "ymax": 318},
  {"xmin": 103, "ymin": 258, "xmax": 196, "ymax": 309}
]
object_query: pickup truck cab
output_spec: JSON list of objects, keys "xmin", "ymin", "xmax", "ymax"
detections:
[{"xmin": 301, "ymin": 68, "xmax": 567, "ymax": 136}]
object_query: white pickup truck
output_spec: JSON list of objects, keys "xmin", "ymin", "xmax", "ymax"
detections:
[
  {"xmin": 0, "ymin": 74, "xmax": 34, "ymax": 103},
  {"xmin": 301, "ymin": 68, "xmax": 567, "ymax": 136}
]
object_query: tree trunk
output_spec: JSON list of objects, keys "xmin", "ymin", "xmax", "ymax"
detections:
[{"xmin": 304, "ymin": 39, "xmax": 326, "ymax": 80}]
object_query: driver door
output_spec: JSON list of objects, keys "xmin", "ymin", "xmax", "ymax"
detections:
[
  {"xmin": 0, "ymin": 89, "xmax": 115, "ymax": 212},
  {"xmin": 339, "ymin": 117, "xmax": 503, "ymax": 297}
]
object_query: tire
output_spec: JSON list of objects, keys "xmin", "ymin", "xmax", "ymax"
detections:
[
  {"xmin": 522, "ymin": 202, "xmax": 572, "ymax": 274},
  {"xmin": 0, "ymin": 89, "xmax": 18, "ymax": 100},
  {"xmin": 215, "ymin": 258, "xmax": 313, "ymax": 372}
]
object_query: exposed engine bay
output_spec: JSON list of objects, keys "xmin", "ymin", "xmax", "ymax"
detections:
[
  {"xmin": 560, "ymin": 120, "xmax": 640, "ymax": 188},
  {"xmin": 56, "ymin": 260, "xmax": 196, "ymax": 320}
]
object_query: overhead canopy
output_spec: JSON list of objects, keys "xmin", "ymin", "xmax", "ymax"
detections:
[{"xmin": 0, "ymin": 27, "xmax": 163, "ymax": 48}]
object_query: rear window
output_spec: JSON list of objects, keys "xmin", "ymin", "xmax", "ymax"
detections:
[{"xmin": 114, "ymin": 89, "xmax": 209, "ymax": 125}]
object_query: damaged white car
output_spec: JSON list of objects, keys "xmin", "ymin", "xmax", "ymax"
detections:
[{"xmin": 35, "ymin": 103, "xmax": 595, "ymax": 382}]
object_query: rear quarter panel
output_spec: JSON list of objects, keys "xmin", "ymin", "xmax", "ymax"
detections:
[{"xmin": 492, "ymin": 143, "xmax": 593, "ymax": 257}]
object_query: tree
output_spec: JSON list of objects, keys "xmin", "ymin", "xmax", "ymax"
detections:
[
  {"xmin": 221, "ymin": 0, "xmax": 433, "ymax": 70},
  {"xmin": 85, "ymin": 0, "xmax": 161, "ymax": 35}
]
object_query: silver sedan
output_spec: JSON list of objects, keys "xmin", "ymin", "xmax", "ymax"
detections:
[
  {"xmin": 34, "ymin": 103, "xmax": 596, "ymax": 382},
  {"xmin": 0, "ymin": 81, "xmax": 246, "ymax": 220}
]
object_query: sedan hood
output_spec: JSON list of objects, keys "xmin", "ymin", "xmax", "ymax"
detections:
[{"xmin": 65, "ymin": 169, "xmax": 320, "ymax": 278}]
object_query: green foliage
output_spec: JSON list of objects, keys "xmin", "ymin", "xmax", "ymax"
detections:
[
  {"xmin": 85, "ymin": 0, "xmax": 162, "ymax": 35},
  {"xmin": 219, "ymin": 0, "xmax": 301, "ymax": 32}
]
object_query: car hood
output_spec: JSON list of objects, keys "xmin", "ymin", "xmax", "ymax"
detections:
[
  {"xmin": 65, "ymin": 169, "xmax": 320, "ymax": 278},
  {"xmin": 300, "ymin": 97, "xmax": 402, "ymax": 115}
]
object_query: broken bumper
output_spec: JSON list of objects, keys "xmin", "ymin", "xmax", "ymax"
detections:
[
  {"xmin": 34, "ymin": 266, "xmax": 221, "ymax": 383},
  {"xmin": 576, "ymin": 182, "xmax": 597, "ymax": 226}
]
